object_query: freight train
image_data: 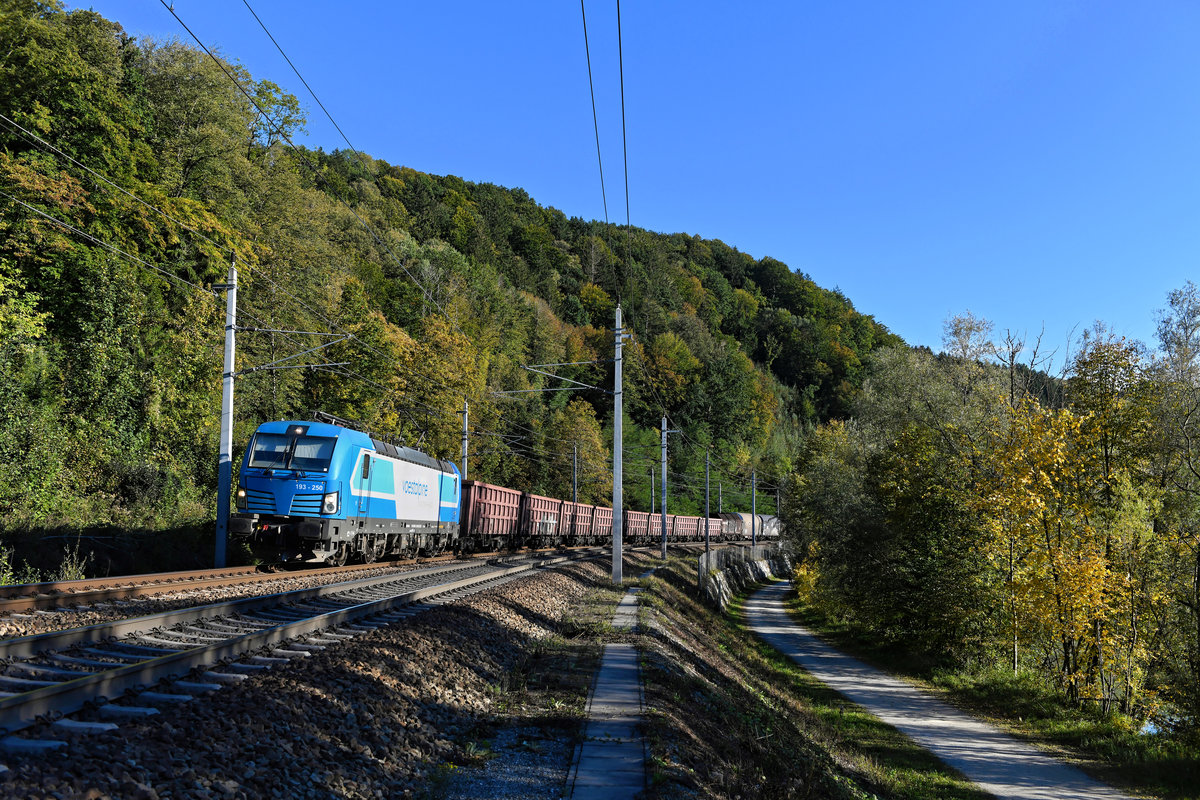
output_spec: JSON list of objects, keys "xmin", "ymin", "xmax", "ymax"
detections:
[{"xmin": 230, "ymin": 417, "xmax": 778, "ymax": 564}]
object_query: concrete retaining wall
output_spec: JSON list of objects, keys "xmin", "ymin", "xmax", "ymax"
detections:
[{"xmin": 697, "ymin": 543, "xmax": 791, "ymax": 611}]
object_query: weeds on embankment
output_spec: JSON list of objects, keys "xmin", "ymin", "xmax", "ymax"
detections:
[
  {"xmin": 637, "ymin": 554, "xmax": 990, "ymax": 800},
  {"xmin": 0, "ymin": 522, "xmax": 217, "ymax": 585}
]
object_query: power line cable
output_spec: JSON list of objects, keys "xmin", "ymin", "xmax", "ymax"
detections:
[
  {"xmin": 2, "ymin": 68, "xmax": 451, "ymax": 405},
  {"xmin": 158, "ymin": 0, "xmax": 466, "ymax": 341},
  {"xmin": 0, "ymin": 111, "xmax": 400, "ymax": 375},
  {"xmin": 579, "ymin": 0, "xmax": 608, "ymax": 224},
  {"xmin": 239, "ymin": 0, "xmax": 361, "ymax": 160},
  {"xmin": 0, "ymin": 112, "xmax": 231, "ymax": 257},
  {"xmin": 616, "ymin": 0, "xmax": 633, "ymax": 310},
  {"xmin": 0, "ymin": 119, "xmax": 403, "ymax": 404},
  {"xmin": 0, "ymin": 190, "xmax": 213, "ymax": 298},
  {"xmin": 241, "ymin": 2, "xmax": 634, "ymax": 446},
  {"xmin": 2, "ymin": 37, "xmax": 626, "ymax": 482},
  {"xmin": 164, "ymin": 0, "xmax": 516, "ymax": 424},
  {"xmin": 164, "ymin": 1, "xmax": 775, "ymax": 491},
  {"xmin": 617, "ymin": 0, "xmax": 630, "ymax": 238}
]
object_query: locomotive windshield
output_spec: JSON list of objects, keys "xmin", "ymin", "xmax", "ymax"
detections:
[{"xmin": 247, "ymin": 432, "xmax": 336, "ymax": 472}]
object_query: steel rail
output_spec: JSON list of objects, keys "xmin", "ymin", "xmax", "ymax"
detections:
[
  {"xmin": 0, "ymin": 566, "xmax": 261, "ymax": 602},
  {"xmin": 0, "ymin": 560, "xmax": 490, "ymax": 661},
  {"xmin": 0, "ymin": 548, "xmax": 579, "ymax": 613},
  {"xmin": 0, "ymin": 559, "xmax": 459, "ymax": 614},
  {"xmin": 0, "ymin": 553, "xmax": 579, "ymax": 736}
]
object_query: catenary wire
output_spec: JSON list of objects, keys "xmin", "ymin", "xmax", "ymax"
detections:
[
  {"xmin": 192, "ymin": 1, "xmax": 680, "ymax": 469},
  {"xmin": 580, "ymin": 0, "xmax": 608, "ymax": 224},
  {"xmin": 0, "ymin": 112, "xmax": 231, "ymax": 257},
  {"xmin": 0, "ymin": 190, "xmax": 212, "ymax": 298},
  {"xmin": 77, "ymin": 5, "xmax": 773, "ymax": 494},
  {"xmin": 4, "ymin": 27, "xmax": 777, "ymax": 507},
  {"xmin": 0, "ymin": 109, "xmax": 417, "ymax": 379},
  {"xmin": 158, "ymin": 0, "xmax": 466, "ymax": 342}
]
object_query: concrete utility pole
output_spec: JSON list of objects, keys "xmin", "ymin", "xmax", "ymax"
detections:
[
  {"xmin": 719, "ymin": 482, "xmax": 723, "ymax": 514},
  {"xmin": 214, "ymin": 260, "xmax": 237, "ymax": 568},
  {"xmin": 612, "ymin": 306, "xmax": 625, "ymax": 585},
  {"xmin": 751, "ymin": 470, "xmax": 757, "ymax": 547},
  {"xmin": 460, "ymin": 399, "xmax": 469, "ymax": 480},
  {"xmin": 572, "ymin": 442, "xmax": 578, "ymax": 504},
  {"xmin": 660, "ymin": 415, "xmax": 679, "ymax": 560},
  {"xmin": 704, "ymin": 448, "xmax": 711, "ymax": 557}
]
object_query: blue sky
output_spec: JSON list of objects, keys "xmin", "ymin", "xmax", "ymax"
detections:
[{"xmin": 75, "ymin": 1, "xmax": 1200, "ymax": 369}]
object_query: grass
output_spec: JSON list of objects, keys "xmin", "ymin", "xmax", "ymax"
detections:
[
  {"xmin": 558, "ymin": 583, "xmax": 625, "ymax": 639},
  {"xmin": 635, "ymin": 553, "xmax": 991, "ymax": 800},
  {"xmin": 0, "ymin": 545, "xmax": 43, "ymax": 586},
  {"xmin": 425, "ymin": 562, "xmax": 627, "ymax": 799},
  {"xmin": 785, "ymin": 594, "xmax": 1200, "ymax": 800}
]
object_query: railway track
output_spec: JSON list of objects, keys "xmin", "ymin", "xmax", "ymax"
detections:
[
  {"xmin": 0, "ymin": 557, "xmax": 461, "ymax": 615},
  {"xmin": 0, "ymin": 549, "xmax": 601, "ymax": 748}
]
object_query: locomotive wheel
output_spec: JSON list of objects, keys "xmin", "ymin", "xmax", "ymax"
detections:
[
  {"xmin": 363, "ymin": 535, "xmax": 384, "ymax": 564},
  {"xmin": 328, "ymin": 543, "xmax": 348, "ymax": 567}
]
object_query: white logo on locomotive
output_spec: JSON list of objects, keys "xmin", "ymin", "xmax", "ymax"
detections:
[{"xmin": 401, "ymin": 480, "xmax": 430, "ymax": 497}]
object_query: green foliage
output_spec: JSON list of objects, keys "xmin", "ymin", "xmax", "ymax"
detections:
[
  {"xmin": 789, "ymin": 306, "xmax": 1200, "ymax": 756},
  {"xmin": 0, "ymin": 3, "xmax": 894, "ymax": 563},
  {"xmin": 0, "ymin": 546, "xmax": 41, "ymax": 586},
  {"xmin": 0, "ymin": 257, "xmax": 49, "ymax": 343}
]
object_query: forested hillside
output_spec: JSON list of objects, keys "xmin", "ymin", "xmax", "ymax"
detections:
[{"xmin": 0, "ymin": 2, "xmax": 898, "ymax": 537}]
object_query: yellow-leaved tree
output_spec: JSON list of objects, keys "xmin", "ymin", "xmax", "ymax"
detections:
[{"xmin": 978, "ymin": 396, "xmax": 1157, "ymax": 709}]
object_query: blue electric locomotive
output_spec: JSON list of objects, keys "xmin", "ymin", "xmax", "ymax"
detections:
[{"xmin": 230, "ymin": 419, "xmax": 461, "ymax": 564}]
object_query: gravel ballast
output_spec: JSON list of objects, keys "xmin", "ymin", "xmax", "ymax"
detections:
[
  {"xmin": 0, "ymin": 560, "xmax": 611, "ymax": 799},
  {"xmin": 0, "ymin": 563, "xmax": 436, "ymax": 640}
]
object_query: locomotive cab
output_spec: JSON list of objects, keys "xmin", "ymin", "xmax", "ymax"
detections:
[
  {"xmin": 230, "ymin": 419, "xmax": 461, "ymax": 564},
  {"xmin": 230, "ymin": 421, "xmax": 352, "ymax": 562}
]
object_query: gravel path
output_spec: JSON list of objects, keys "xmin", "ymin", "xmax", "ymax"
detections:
[{"xmin": 745, "ymin": 581, "xmax": 1135, "ymax": 800}]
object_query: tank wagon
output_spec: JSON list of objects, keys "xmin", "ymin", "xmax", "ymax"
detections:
[{"xmin": 231, "ymin": 417, "xmax": 779, "ymax": 563}]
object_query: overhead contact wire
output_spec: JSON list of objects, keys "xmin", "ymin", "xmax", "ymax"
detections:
[
  {"xmin": 159, "ymin": 0, "xmax": 466, "ymax": 342},
  {"xmin": 580, "ymin": 0, "xmax": 608, "ymax": 224}
]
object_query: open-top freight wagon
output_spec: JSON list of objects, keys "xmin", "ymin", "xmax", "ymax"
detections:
[{"xmin": 459, "ymin": 481, "xmax": 776, "ymax": 553}]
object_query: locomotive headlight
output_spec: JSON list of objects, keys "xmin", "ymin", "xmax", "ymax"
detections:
[
  {"xmin": 236, "ymin": 488, "xmax": 247, "ymax": 510},
  {"xmin": 322, "ymin": 491, "xmax": 339, "ymax": 515}
]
